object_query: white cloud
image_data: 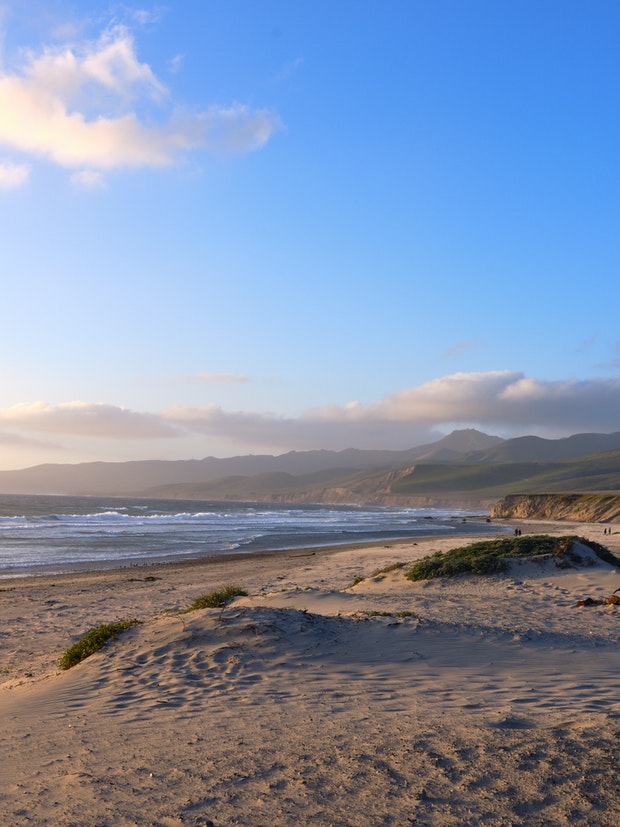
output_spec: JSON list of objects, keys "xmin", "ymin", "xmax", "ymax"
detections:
[
  {"xmin": 0, "ymin": 160, "xmax": 30, "ymax": 188},
  {"xmin": 345, "ymin": 371, "xmax": 620, "ymax": 433},
  {"xmin": 25, "ymin": 26, "xmax": 166, "ymax": 105},
  {"xmin": 0, "ymin": 24, "xmax": 280, "ymax": 177}
]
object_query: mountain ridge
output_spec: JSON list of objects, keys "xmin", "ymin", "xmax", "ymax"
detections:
[
  {"xmin": 0, "ymin": 429, "xmax": 619, "ymax": 504},
  {"xmin": 0, "ymin": 429, "xmax": 499, "ymax": 495}
]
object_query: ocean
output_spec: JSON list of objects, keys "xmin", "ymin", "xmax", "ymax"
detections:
[{"xmin": 0, "ymin": 494, "xmax": 500, "ymax": 578}]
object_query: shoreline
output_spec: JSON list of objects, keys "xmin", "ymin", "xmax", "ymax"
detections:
[{"xmin": 0, "ymin": 516, "xmax": 502, "ymax": 583}]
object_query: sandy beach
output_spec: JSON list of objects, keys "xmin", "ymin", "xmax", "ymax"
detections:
[{"xmin": 2, "ymin": 519, "xmax": 620, "ymax": 826}]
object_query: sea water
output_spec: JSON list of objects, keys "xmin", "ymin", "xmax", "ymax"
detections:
[{"xmin": 0, "ymin": 494, "xmax": 498, "ymax": 578}]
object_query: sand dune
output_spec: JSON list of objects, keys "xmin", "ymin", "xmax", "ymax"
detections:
[{"xmin": 1, "ymin": 522, "xmax": 620, "ymax": 826}]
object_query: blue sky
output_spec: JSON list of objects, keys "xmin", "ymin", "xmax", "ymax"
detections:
[{"xmin": 1, "ymin": 0, "xmax": 619, "ymax": 469}]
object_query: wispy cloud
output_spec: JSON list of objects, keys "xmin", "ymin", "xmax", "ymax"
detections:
[
  {"xmin": 0, "ymin": 23, "xmax": 281, "ymax": 184},
  {"xmin": 70, "ymin": 169, "xmax": 107, "ymax": 189},
  {"xmin": 0, "ymin": 160, "xmax": 30, "ymax": 188},
  {"xmin": 442, "ymin": 339, "xmax": 478, "ymax": 358},
  {"xmin": 275, "ymin": 56, "xmax": 303, "ymax": 82},
  {"xmin": 0, "ymin": 431, "xmax": 61, "ymax": 450},
  {"xmin": 124, "ymin": 8, "xmax": 164, "ymax": 29},
  {"xmin": 576, "ymin": 335, "xmax": 596, "ymax": 353},
  {"xmin": 167, "ymin": 54, "xmax": 183, "ymax": 74},
  {"xmin": 191, "ymin": 372, "xmax": 250, "ymax": 385},
  {"xmin": 0, "ymin": 401, "xmax": 179, "ymax": 439}
]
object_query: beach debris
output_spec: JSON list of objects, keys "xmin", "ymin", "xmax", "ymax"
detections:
[
  {"xmin": 127, "ymin": 575, "xmax": 161, "ymax": 582},
  {"xmin": 576, "ymin": 592, "xmax": 620, "ymax": 607},
  {"xmin": 62, "ymin": 770, "xmax": 105, "ymax": 783}
]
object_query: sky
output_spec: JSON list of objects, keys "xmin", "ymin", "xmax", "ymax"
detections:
[{"xmin": 1, "ymin": 0, "xmax": 620, "ymax": 470}]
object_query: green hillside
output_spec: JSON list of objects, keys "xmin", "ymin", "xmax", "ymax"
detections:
[
  {"xmin": 143, "ymin": 448, "xmax": 620, "ymax": 504},
  {"xmin": 390, "ymin": 450, "xmax": 620, "ymax": 497}
]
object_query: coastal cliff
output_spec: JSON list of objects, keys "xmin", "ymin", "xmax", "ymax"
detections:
[{"xmin": 491, "ymin": 493, "xmax": 620, "ymax": 522}]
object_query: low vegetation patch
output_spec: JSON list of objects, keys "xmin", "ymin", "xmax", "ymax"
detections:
[
  {"xmin": 185, "ymin": 585, "xmax": 248, "ymax": 612},
  {"xmin": 59, "ymin": 619, "xmax": 141, "ymax": 670},
  {"xmin": 348, "ymin": 562, "xmax": 407, "ymax": 589},
  {"xmin": 366, "ymin": 610, "xmax": 417, "ymax": 618},
  {"xmin": 371, "ymin": 561, "xmax": 407, "ymax": 577},
  {"xmin": 405, "ymin": 535, "xmax": 620, "ymax": 582}
]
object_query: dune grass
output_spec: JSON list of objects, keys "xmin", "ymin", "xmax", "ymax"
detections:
[
  {"xmin": 405, "ymin": 535, "xmax": 620, "ymax": 582},
  {"xmin": 371, "ymin": 561, "xmax": 407, "ymax": 576},
  {"xmin": 185, "ymin": 585, "xmax": 248, "ymax": 612},
  {"xmin": 348, "ymin": 561, "xmax": 407, "ymax": 589},
  {"xmin": 365, "ymin": 610, "xmax": 417, "ymax": 618},
  {"xmin": 59, "ymin": 619, "xmax": 142, "ymax": 670}
]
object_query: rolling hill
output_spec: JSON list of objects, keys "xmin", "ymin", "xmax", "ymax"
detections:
[{"xmin": 463, "ymin": 431, "xmax": 620, "ymax": 463}]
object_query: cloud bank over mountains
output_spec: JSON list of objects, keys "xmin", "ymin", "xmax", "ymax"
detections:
[
  {"xmin": 0, "ymin": 23, "xmax": 280, "ymax": 187},
  {"xmin": 1, "ymin": 371, "xmax": 619, "ymax": 466},
  {"xmin": 163, "ymin": 371, "xmax": 620, "ymax": 450}
]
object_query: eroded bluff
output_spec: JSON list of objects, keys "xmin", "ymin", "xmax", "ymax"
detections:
[{"xmin": 491, "ymin": 493, "xmax": 620, "ymax": 522}]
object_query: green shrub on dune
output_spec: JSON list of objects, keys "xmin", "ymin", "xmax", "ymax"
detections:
[
  {"xmin": 59, "ymin": 619, "xmax": 142, "ymax": 670},
  {"xmin": 405, "ymin": 535, "xmax": 620, "ymax": 581},
  {"xmin": 185, "ymin": 585, "xmax": 248, "ymax": 611}
]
